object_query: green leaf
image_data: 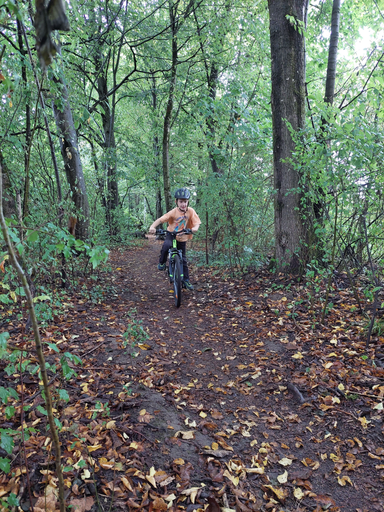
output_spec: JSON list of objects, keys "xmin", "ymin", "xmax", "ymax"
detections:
[
  {"xmin": 0, "ymin": 294, "xmax": 11, "ymax": 304},
  {"xmin": 0, "ymin": 386, "xmax": 18, "ymax": 404},
  {"xmin": 37, "ymin": 405, "xmax": 48, "ymax": 416},
  {"xmin": 0, "ymin": 432, "xmax": 14, "ymax": 454},
  {"xmin": 0, "ymin": 457, "xmax": 10, "ymax": 473},
  {"xmin": 54, "ymin": 418, "xmax": 63, "ymax": 430},
  {"xmin": 58, "ymin": 389, "xmax": 70, "ymax": 402},
  {"xmin": 5, "ymin": 406, "xmax": 15, "ymax": 419},
  {"xmin": 46, "ymin": 343, "xmax": 60, "ymax": 353},
  {"xmin": 26, "ymin": 230, "xmax": 39, "ymax": 243},
  {"xmin": 8, "ymin": 493, "xmax": 20, "ymax": 506},
  {"xmin": 0, "ymin": 332, "xmax": 10, "ymax": 349}
]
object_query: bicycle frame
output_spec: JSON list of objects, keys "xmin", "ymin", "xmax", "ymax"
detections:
[
  {"xmin": 156, "ymin": 229, "xmax": 191, "ymax": 307},
  {"xmin": 168, "ymin": 236, "xmax": 184, "ymax": 282}
]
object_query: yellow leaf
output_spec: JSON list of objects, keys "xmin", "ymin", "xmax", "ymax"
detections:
[
  {"xmin": 211, "ymin": 443, "xmax": 219, "ymax": 450},
  {"xmin": 199, "ymin": 411, "xmax": 207, "ymax": 418},
  {"xmin": 223, "ymin": 469, "xmax": 239, "ymax": 486},
  {"xmin": 354, "ymin": 437, "xmax": 363, "ymax": 447},
  {"xmin": 277, "ymin": 470, "xmax": 288, "ymax": 484},
  {"xmin": 81, "ymin": 469, "xmax": 91, "ymax": 480},
  {"xmin": 358, "ymin": 417, "xmax": 370, "ymax": 429},
  {"xmin": 338, "ymin": 383, "xmax": 345, "ymax": 391},
  {"xmin": 264, "ymin": 485, "xmax": 288, "ymax": 501},
  {"xmin": 294, "ymin": 487, "xmax": 304, "ymax": 499},
  {"xmin": 88, "ymin": 444, "xmax": 103, "ymax": 453},
  {"xmin": 175, "ymin": 430, "xmax": 195, "ymax": 439},
  {"xmin": 146, "ymin": 474, "xmax": 156, "ymax": 488},
  {"xmin": 121, "ymin": 477, "xmax": 133, "ymax": 492},
  {"xmin": 98, "ymin": 457, "xmax": 114, "ymax": 469},
  {"xmin": 278, "ymin": 457, "xmax": 293, "ymax": 466},
  {"xmin": 173, "ymin": 458, "xmax": 185, "ymax": 465},
  {"xmin": 292, "ymin": 352, "xmax": 303, "ymax": 360},
  {"xmin": 338, "ymin": 475, "xmax": 353, "ymax": 486},
  {"xmin": 181, "ymin": 487, "xmax": 202, "ymax": 504},
  {"xmin": 105, "ymin": 421, "xmax": 116, "ymax": 429}
]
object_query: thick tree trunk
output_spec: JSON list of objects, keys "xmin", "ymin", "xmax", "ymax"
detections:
[
  {"xmin": 52, "ymin": 78, "xmax": 90, "ymax": 240},
  {"xmin": 268, "ymin": 0, "xmax": 309, "ymax": 273}
]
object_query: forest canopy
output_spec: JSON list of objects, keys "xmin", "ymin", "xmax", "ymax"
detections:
[{"xmin": 0, "ymin": 0, "xmax": 384, "ymax": 274}]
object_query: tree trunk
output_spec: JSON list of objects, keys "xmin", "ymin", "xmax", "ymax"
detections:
[
  {"xmin": 206, "ymin": 62, "xmax": 222, "ymax": 175},
  {"xmin": 162, "ymin": 1, "xmax": 178, "ymax": 212},
  {"xmin": 151, "ymin": 73, "xmax": 163, "ymax": 219},
  {"xmin": 268, "ymin": 0, "xmax": 309, "ymax": 273},
  {"xmin": 0, "ymin": 152, "xmax": 16, "ymax": 218},
  {"xmin": 95, "ymin": 49, "xmax": 119, "ymax": 237},
  {"xmin": 324, "ymin": 0, "xmax": 341, "ymax": 105},
  {"xmin": 17, "ymin": 18, "xmax": 32, "ymax": 220},
  {"xmin": 52, "ymin": 77, "xmax": 90, "ymax": 240}
]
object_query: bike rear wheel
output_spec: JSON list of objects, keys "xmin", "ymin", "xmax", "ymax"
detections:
[{"xmin": 173, "ymin": 254, "xmax": 182, "ymax": 308}]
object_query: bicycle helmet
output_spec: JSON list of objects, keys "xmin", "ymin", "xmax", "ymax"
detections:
[{"xmin": 174, "ymin": 188, "xmax": 191, "ymax": 200}]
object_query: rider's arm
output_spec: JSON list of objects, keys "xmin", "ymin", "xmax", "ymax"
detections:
[
  {"xmin": 149, "ymin": 210, "xmax": 173, "ymax": 234},
  {"xmin": 148, "ymin": 219, "xmax": 161, "ymax": 234},
  {"xmin": 189, "ymin": 208, "xmax": 201, "ymax": 234}
]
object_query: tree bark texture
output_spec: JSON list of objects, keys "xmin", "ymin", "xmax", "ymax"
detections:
[
  {"xmin": 151, "ymin": 74, "xmax": 163, "ymax": 219},
  {"xmin": 96, "ymin": 62, "xmax": 119, "ymax": 236},
  {"xmin": 0, "ymin": 152, "xmax": 16, "ymax": 218},
  {"xmin": 268, "ymin": 0, "xmax": 309, "ymax": 273},
  {"xmin": 324, "ymin": 0, "xmax": 340, "ymax": 105},
  {"xmin": 52, "ymin": 77, "xmax": 90, "ymax": 240},
  {"xmin": 162, "ymin": 1, "xmax": 178, "ymax": 212}
]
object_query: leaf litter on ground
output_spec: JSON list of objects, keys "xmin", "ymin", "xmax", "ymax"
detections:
[{"xmin": 1, "ymin": 242, "xmax": 384, "ymax": 511}]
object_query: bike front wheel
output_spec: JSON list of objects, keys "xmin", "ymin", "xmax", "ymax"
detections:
[{"xmin": 172, "ymin": 254, "xmax": 182, "ymax": 308}]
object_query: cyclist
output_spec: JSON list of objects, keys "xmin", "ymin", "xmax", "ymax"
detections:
[{"xmin": 148, "ymin": 188, "xmax": 201, "ymax": 291}]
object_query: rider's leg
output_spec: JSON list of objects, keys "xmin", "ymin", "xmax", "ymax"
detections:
[
  {"xmin": 159, "ymin": 234, "xmax": 172, "ymax": 265},
  {"xmin": 177, "ymin": 241, "xmax": 189, "ymax": 280}
]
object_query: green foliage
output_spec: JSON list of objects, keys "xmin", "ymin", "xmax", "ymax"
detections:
[{"xmin": 123, "ymin": 308, "xmax": 149, "ymax": 355}]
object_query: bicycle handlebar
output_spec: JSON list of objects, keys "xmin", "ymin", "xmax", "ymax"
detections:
[{"xmin": 155, "ymin": 228, "xmax": 193, "ymax": 236}]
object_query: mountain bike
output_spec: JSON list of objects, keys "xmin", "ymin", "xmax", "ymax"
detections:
[{"xmin": 156, "ymin": 229, "xmax": 192, "ymax": 308}]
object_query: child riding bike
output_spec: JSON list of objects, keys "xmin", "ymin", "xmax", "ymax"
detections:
[{"xmin": 148, "ymin": 188, "xmax": 201, "ymax": 290}]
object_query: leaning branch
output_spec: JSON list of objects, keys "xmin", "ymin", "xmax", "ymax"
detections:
[{"xmin": 0, "ymin": 162, "xmax": 66, "ymax": 512}]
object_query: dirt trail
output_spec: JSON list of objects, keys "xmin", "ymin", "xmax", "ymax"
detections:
[{"xmin": 18, "ymin": 240, "xmax": 383, "ymax": 511}]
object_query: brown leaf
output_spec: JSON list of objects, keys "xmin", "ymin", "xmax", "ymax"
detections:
[
  {"xmin": 207, "ymin": 496, "xmax": 221, "ymax": 512},
  {"xmin": 69, "ymin": 497, "xmax": 94, "ymax": 512},
  {"xmin": 151, "ymin": 497, "xmax": 167, "ymax": 511}
]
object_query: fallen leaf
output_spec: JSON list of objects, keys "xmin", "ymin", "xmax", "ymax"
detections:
[
  {"xmin": 338, "ymin": 475, "xmax": 353, "ymax": 486},
  {"xmin": 294, "ymin": 487, "xmax": 304, "ymax": 500},
  {"xmin": 278, "ymin": 457, "xmax": 293, "ymax": 466},
  {"xmin": 277, "ymin": 470, "xmax": 288, "ymax": 484},
  {"xmin": 69, "ymin": 497, "xmax": 94, "ymax": 512}
]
